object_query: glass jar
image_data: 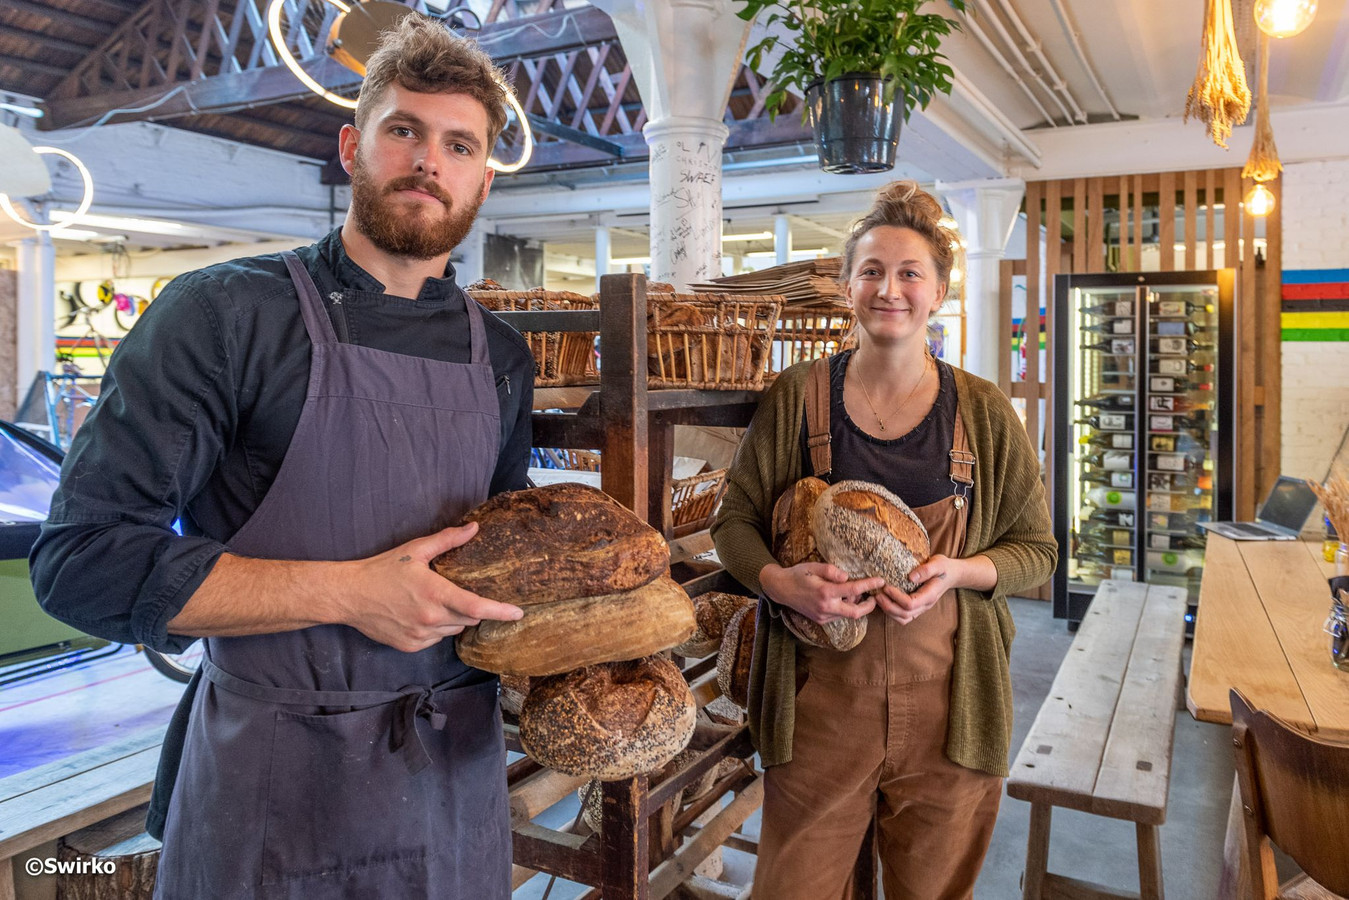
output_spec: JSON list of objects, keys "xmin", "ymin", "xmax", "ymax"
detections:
[{"xmin": 1328, "ymin": 594, "xmax": 1348, "ymax": 671}]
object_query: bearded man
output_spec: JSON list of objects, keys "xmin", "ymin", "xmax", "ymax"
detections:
[{"xmin": 31, "ymin": 15, "xmax": 533, "ymax": 899}]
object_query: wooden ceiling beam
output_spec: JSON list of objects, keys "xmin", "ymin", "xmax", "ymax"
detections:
[
  {"xmin": 3, "ymin": 0, "xmax": 118, "ymax": 34},
  {"xmin": 0, "ymin": 24, "xmax": 93, "ymax": 58}
]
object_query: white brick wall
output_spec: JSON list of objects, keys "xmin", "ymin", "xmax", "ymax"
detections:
[{"xmin": 1279, "ymin": 159, "xmax": 1349, "ymax": 481}]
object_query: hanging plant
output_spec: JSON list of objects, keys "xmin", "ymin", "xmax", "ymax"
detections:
[
  {"xmin": 1241, "ymin": 32, "xmax": 1282, "ymax": 183},
  {"xmin": 1184, "ymin": 0, "xmax": 1251, "ymax": 148},
  {"xmin": 738, "ymin": 0, "xmax": 968, "ymax": 120}
]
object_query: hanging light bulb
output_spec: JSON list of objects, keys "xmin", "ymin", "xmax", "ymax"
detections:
[
  {"xmin": 1244, "ymin": 182, "xmax": 1276, "ymax": 217},
  {"xmin": 1253, "ymin": 0, "xmax": 1318, "ymax": 38}
]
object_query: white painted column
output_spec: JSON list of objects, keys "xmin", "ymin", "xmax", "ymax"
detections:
[
  {"xmin": 774, "ymin": 214, "xmax": 792, "ymax": 266},
  {"xmin": 594, "ymin": 224, "xmax": 612, "ymax": 291},
  {"xmin": 590, "ymin": 0, "xmax": 751, "ymax": 289},
  {"xmin": 645, "ymin": 117, "xmax": 729, "ymax": 285},
  {"xmin": 15, "ymin": 233, "xmax": 56, "ymax": 409},
  {"xmin": 456, "ymin": 220, "xmax": 487, "ymax": 286},
  {"xmin": 939, "ymin": 179, "xmax": 1025, "ymax": 382}
]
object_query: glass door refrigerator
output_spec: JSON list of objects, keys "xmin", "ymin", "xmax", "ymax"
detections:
[{"xmin": 1052, "ymin": 270, "xmax": 1236, "ymax": 631}]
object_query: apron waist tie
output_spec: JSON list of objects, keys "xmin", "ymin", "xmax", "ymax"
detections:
[{"xmin": 202, "ymin": 658, "xmax": 455, "ymax": 775}]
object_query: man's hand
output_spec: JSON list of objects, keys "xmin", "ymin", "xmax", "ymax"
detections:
[
  {"xmin": 339, "ymin": 522, "xmax": 523, "ymax": 652},
  {"xmin": 758, "ymin": 562, "xmax": 883, "ymax": 624}
]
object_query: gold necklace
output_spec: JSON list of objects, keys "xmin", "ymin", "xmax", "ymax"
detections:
[{"xmin": 852, "ymin": 354, "xmax": 932, "ymax": 433}]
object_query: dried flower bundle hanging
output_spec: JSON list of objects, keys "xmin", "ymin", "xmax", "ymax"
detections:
[
  {"xmin": 1309, "ymin": 470, "xmax": 1349, "ymax": 543},
  {"xmin": 1242, "ymin": 32, "xmax": 1282, "ymax": 182},
  {"xmin": 1185, "ymin": 0, "xmax": 1251, "ymax": 148}
]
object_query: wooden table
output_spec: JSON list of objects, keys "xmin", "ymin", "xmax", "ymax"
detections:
[{"xmin": 1186, "ymin": 536, "xmax": 1349, "ymax": 899}]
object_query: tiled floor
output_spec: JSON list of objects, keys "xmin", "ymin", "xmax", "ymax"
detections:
[{"xmin": 0, "ymin": 598, "xmax": 1234, "ymax": 898}]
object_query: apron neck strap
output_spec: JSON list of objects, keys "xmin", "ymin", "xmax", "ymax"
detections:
[{"xmin": 281, "ymin": 251, "xmax": 339, "ymax": 345}]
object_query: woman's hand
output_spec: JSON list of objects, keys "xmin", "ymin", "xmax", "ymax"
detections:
[
  {"xmin": 759, "ymin": 562, "xmax": 884, "ymax": 624},
  {"xmin": 873, "ymin": 554, "xmax": 998, "ymax": 625}
]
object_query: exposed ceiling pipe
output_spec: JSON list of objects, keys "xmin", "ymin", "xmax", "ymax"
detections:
[
  {"xmin": 995, "ymin": 0, "xmax": 1088, "ymax": 124},
  {"xmin": 974, "ymin": 0, "xmax": 1074, "ymax": 126},
  {"xmin": 1045, "ymin": 0, "xmax": 1121, "ymax": 120},
  {"xmin": 963, "ymin": 10, "xmax": 1059, "ymax": 128}
]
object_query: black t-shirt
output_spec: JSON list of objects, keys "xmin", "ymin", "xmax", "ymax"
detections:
[{"xmin": 801, "ymin": 350, "xmax": 959, "ymax": 509}]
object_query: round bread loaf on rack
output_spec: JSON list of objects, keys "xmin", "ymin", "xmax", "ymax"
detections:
[
  {"xmin": 499, "ymin": 674, "xmax": 530, "ymax": 717},
  {"xmin": 431, "ymin": 482, "xmax": 669, "ymax": 604},
  {"xmin": 715, "ymin": 605, "xmax": 756, "ymax": 709},
  {"xmin": 520, "ymin": 657, "xmax": 697, "ymax": 781},
  {"xmin": 810, "ymin": 479, "xmax": 930, "ymax": 593},
  {"xmin": 770, "ymin": 477, "xmax": 868, "ymax": 652},
  {"xmin": 456, "ymin": 575, "xmax": 695, "ymax": 676},
  {"xmin": 673, "ymin": 592, "xmax": 755, "ymax": 658}
]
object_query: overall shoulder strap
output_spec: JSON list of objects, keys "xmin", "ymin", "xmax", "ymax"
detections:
[{"xmin": 805, "ymin": 357, "xmax": 832, "ymax": 478}]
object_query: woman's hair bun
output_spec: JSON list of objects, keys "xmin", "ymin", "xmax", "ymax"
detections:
[{"xmin": 871, "ymin": 180, "xmax": 944, "ymax": 229}]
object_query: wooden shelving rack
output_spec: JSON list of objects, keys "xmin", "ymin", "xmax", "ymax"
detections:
[{"xmin": 495, "ymin": 273, "xmax": 765, "ymax": 900}]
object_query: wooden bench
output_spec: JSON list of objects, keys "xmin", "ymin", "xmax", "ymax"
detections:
[
  {"xmin": 0, "ymin": 724, "xmax": 164, "ymax": 900},
  {"xmin": 1006, "ymin": 580, "xmax": 1187, "ymax": 900}
]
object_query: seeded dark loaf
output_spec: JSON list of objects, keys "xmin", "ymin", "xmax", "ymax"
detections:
[
  {"xmin": 431, "ymin": 482, "xmax": 669, "ymax": 604},
  {"xmin": 456, "ymin": 575, "xmax": 696, "ymax": 676},
  {"xmin": 715, "ymin": 605, "xmax": 756, "ymax": 708},
  {"xmin": 519, "ymin": 656, "xmax": 697, "ymax": 780}
]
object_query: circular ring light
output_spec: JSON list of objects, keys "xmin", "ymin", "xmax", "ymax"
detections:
[
  {"xmin": 268, "ymin": 0, "xmax": 359, "ymax": 110},
  {"xmin": 267, "ymin": 0, "xmax": 532, "ymax": 171},
  {"xmin": 0, "ymin": 146, "xmax": 94, "ymax": 233}
]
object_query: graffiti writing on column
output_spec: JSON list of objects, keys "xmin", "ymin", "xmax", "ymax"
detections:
[{"xmin": 653, "ymin": 138, "xmax": 722, "ymax": 281}]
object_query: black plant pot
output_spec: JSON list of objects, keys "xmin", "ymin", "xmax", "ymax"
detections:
[{"xmin": 805, "ymin": 75, "xmax": 900, "ymax": 175}]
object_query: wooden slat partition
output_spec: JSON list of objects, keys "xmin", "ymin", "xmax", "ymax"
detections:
[{"xmin": 1003, "ymin": 167, "xmax": 1282, "ymax": 525}]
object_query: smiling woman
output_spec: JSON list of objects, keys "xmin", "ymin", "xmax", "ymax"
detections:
[{"xmin": 712, "ymin": 182, "xmax": 1056, "ymax": 900}]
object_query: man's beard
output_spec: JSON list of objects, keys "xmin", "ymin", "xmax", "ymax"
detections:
[{"xmin": 348, "ymin": 151, "xmax": 484, "ymax": 261}]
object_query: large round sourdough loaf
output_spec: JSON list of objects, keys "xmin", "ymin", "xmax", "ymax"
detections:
[
  {"xmin": 810, "ymin": 479, "xmax": 930, "ymax": 593},
  {"xmin": 520, "ymin": 657, "xmax": 696, "ymax": 780},
  {"xmin": 770, "ymin": 477, "xmax": 868, "ymax": 652},
  {"xmin": 715, "ymin": 605, "xmax": 756, "ymax": 708},
  {"xmin": 431, "ymin": 482, "xmax": 669, "ymax": 604},
  {"xmin": 456, "ymin": 575, "xmax": 695, "ymax": 676}
]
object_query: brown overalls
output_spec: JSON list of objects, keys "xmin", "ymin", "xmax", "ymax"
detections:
[{"xmin": 753, "ymin": 359, "xmax": 1003, "ymax": 900}]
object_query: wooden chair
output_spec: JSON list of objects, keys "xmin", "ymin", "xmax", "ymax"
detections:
[{"xmin": 1230, "ymin": 689, "xmax": 1349, "ymax": 900}]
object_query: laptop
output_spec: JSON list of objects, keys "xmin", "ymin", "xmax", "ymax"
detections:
[{"xmin": 1199, "ymin": 475, "xmax": 1319, "ymax": 541}]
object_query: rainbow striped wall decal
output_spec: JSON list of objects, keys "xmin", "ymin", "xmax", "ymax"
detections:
[{"xmin": 1282, "ymin": 269, "xmax": 1349, "ymax": 342}]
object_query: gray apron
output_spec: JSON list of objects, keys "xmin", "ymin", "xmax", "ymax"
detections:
[{"xmin": 154, "ymin": 252, "xmax": 511, "ymax": 899}]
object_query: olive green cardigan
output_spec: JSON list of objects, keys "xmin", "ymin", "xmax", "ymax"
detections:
[{"xmin": 710, "ymin": 359, "xmax": 1058, "ymax": 777}]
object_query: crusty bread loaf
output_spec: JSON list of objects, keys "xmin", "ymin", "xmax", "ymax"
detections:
[
  {"xmin": 432, "ymin": 482, "xmax": 669, "ymax": 604},
  {"xmin": 771, "ymin": 476, "xmax": 829, "ymax": 566},
  {"xmin": 673, "ymin": 592, "xmax": 755, "ymax": 658},
  {"xmin": 499, "ymin": 674, "xmax": 530, "ymax": 717},
  {"xmin": 770, "ymin": 477, "xmax": 868, "ymax": 652},
  {"xmin": 520, "ymin": 657, "xmax": 697, "ymax": 780},
  {"xmin": 715, "ymin": 605, "xmax": 756, "ymax": 709},
  {"xmin": 811, "ymin": 479, "xmax": 930, "ymax": 592},
  {"xmin": 456, "ymin": 575, "xmax": 695, "ymax": 676}
]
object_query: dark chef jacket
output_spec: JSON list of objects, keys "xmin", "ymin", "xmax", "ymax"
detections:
[{"xmin": 28, "ymin": 230, "xmax": 536, "ymax": 838}]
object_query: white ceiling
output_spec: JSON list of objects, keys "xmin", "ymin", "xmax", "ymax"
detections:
[{"xmin": 6, "ymin": 0, "xmax": 1349, "ymax": 285}]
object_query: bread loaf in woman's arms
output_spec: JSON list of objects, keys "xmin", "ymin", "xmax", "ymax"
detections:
[
  {"xmin": 810, "ymin": 480, "xmax": 930, "ymax": 592},
  {"xmin": 771, "ymin": 477, "xmax": 868, "ymax": 651},
  {"xmin": 456, "ymin": 575, "xmax": 695, "ymax": 676},
  {"xmin": 520, "ymin": 657, "xmax": 697, "ymax": 780},
  {"xmin": 431, "ymin": 482, "xmax": 669, "ymax": 604}
]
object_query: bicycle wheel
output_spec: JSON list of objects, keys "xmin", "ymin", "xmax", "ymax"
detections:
[
  {"xmin": 143, "ymin": 645, "xmax": 202, "ymax": 683},
  {"xmin": 114, "ymin": 294, "xmax": 149, "ymax": 332}
]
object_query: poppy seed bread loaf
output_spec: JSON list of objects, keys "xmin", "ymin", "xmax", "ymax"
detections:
[
  {"xmin": 810, "ymin": 480, "xmax": 930, "ymax": 593},
  {"xmin": 431, "ymin": 482, "xmax": 668, "ymax": 604},
  {"xmin": 520, "ymin": 657, "xmax": 696, "ymax": 780}
]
